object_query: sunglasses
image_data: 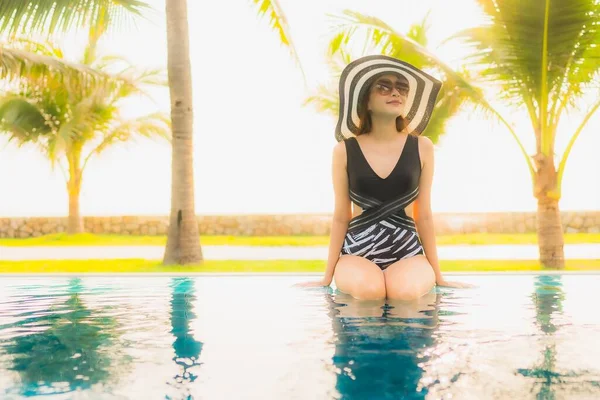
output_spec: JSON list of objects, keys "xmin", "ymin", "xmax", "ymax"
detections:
[{"xmin": 373, "ymin": 80, "xmax": 409, "ymax": 96}]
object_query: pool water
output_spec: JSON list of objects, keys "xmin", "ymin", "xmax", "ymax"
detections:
[{"xmin": 0, "ymin": 274, "xmax": 599, "ymax": 399}]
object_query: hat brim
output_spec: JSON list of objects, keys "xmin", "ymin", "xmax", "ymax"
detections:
[{"xmin": 335, "ymin": 55, "xmax": 442, "ymax": 142}]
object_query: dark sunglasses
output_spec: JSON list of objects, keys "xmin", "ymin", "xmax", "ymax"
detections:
[{"xmin": 373, "ymin": 80, "xmax": 409, "ymax": 96}]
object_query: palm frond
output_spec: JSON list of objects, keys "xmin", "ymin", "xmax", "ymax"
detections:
[
  {"xmin": 81, "ymin": 111, "xmax": 170, "ymax": 171},
  {"xmin": 100, "ymin": 112, "xmax": 171, "ymax": 150},
  {"xmin": 113, "ymin": 66, "xmax": 168, "ymax": 89},
  {"xmin": 327, "ymin": 47, "xmax": 353, "ymax": 79},
  {"xmin": 303, "ymin": 84, "xmax": 339, "ymax": 117},
  {"xmin": 7, "ymin": 37, "xmax": 65, "ymax": 58},
  {"xmin": 251, "ymin": 0, "xmax": 306, "ymax": 81},
  {"xmin": 328, "ymin": 11, "xmax": 429, "ymax": 68},
  {"xmin": 87, "ymin": 40, "xmax": 167, "ymax": 91},
  {"xmin": 407, "ymin": 10, "xmax": 431, "ymax": 47},
  {"xmin": 0, "ymin": 96, "xmax": 51, "ymax": 143},
  {"xmin": 556, "ymin": 95, "xmax": 600, "ymax": 194},
  {"xmin": 0, "ymin": 44, "xmax": 104, "ymax": 83},
  {"xmin": 422, "ymin": 85, "xmax": 469, "ymax": 143},
  {"xmin": 0, "ymin": 0, "xmax": 151, "ymax": 37}
]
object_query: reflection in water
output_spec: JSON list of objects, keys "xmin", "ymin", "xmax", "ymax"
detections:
[
  {"xmin": 324, "ymin": 288, "xmax": 442, "ymax": 400},
  {"xmin": 518, "ymin": 275, "xmax": 565, "ymax": 400},
  {"xmin": 0, "ymin": 278, "xmax": 127, "ymax": 397},
  {"xmin": 532, "ymin": 275, "xmax": 565, "ymax": 334},
  {"xmin": 166, "ymin": 277, "xmax": 203, "ymax": 398}
]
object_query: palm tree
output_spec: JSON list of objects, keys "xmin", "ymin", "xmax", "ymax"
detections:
[
  {"xmin": 0, "ymin": 40, "xmax": 170, "ymax": 233},
  {"xmin": 327, "ymin": 3, "xmax": 600, "ymax": 268},
  {"xmin": 0, "ymin": 1, "xmax": 158, "ymax": 234},
  {"xmin": 163, "ymin": 0, "xmax": 304, "ymax": 265},
  {"xmin": 446, "ymin": 0, "xmax": 600, "ymax": 268},
  {"xmin": 307, "ymin": 11, "xmax": 485, "ymax": 144},
  {"xmin": 162, "ymin": 0, "xmax": 202, "ymax": 264}
]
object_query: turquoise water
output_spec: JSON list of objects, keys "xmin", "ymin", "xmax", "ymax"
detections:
[{"xmin": 0, "ymin": 274, "xmax": 599, "ymax": 399}]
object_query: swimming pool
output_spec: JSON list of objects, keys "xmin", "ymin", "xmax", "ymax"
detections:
[{"xmin": 0, "ymin": 273, "xmax": 599, "ymax": 399}]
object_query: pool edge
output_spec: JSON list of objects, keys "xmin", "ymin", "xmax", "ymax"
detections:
[{"xmin": 1, "ymin": 271, "xmax": 600, "ymax": 277}]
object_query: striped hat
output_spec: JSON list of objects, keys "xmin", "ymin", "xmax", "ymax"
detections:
[{"xmin": 335, "ymin": 55, "xmax": 442, "ymax": 142}]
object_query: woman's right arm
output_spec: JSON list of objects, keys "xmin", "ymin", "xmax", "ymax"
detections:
[
  {"xmin": 320, "ymin": 141, "xmax": 352, "ymax": 285},
  {"xmin": 296, "ymin": 141, "xmax": 352, "ymax": 287}
]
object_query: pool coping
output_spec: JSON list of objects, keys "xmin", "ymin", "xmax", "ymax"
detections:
[{"xmin": 1, "ymin": 271, "xmax": 600, "ymax": 277}]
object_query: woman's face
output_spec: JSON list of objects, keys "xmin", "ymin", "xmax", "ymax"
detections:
[{"xmin": 367, "ymin": 73, "xmax": 409, "ymax": 118}]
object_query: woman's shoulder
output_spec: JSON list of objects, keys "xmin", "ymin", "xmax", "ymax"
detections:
[
  {"xmin": 335, "ymin": 136, "xmax": 356, "ymax": 154},
  {"xmin": 332, "ymin": 140, "xmax": 348, "ymax": 170},
  {"xmin": 416, "ymin": 134, "xmax": 433, "ymax": 148},
  {"xmin": 415, "ymin": 135, "xmax": 433, "ymax": 157},
  {"xmin": 333, "ymin": 139, "xmax": 348, "ymax": 159},
  {"xmin": 415, "ymin": 135, "xmax": 434, "ymax": 169}
]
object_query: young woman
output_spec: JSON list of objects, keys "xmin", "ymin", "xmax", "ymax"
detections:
[{"xmin": 298, "ymin": 55, "xmax": 472, "ymax": 300}]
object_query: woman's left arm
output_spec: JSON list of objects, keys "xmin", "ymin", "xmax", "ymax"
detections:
[
  {"xmin": 413, "ymin": 136, "xmax": 444, "ymax": 284},
  {"xmin": 413, "ymin": 136, "xmax": 474, "ymax": 289}
]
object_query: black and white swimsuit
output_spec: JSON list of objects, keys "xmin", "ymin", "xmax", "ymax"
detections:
[{"xmin": 340, "ymin": 134, "xmax": 425, "ymax": 269}]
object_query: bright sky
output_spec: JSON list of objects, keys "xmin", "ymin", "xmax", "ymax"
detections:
[{"xmin": 0, "ymin": 0, "xmax": 598, "ymax": 217}]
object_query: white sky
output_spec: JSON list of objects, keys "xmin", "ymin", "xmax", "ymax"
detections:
[{"xmin": 0, "ymin": 0, "xmax": 598, "ymax": 217}]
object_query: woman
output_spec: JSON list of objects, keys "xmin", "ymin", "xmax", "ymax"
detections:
[{"xmin": 298, "ymin": 55, "xmax": 472, "ymax": 300}]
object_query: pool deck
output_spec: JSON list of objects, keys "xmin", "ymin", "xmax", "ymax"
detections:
[{"xmin": 0, "ymin": 243, "xmax": 598, "ymax": 261}]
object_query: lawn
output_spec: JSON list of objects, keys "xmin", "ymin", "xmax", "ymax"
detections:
[
  {"xmin": 1, "ymin": 232, "xmax": 599, "ymax": 247},
  {"xmin": 1, "ymin": 259, "xmax": 599, "ymax": 273}
]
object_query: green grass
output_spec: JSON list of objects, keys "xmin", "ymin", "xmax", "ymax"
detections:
[
  {"xmin": 1, "ymin": 259, "xmax": 599, "ymax": 273},
  {"xmin": 1, "ymin": 232, "xmax": 599, "ymax": 247}
]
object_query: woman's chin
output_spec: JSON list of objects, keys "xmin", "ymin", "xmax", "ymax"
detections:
[
  {"xmin": 384, "ymin": 105, "xmax": 405, "ymax": 116},
  {"xmin": 380, "ymin": 110, "xmax": 404, "ymax": 118}
]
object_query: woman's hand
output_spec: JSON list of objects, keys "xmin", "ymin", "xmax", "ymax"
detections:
[
  {"xmin": 436, "ymin": 279, "xmax": 476, "ymax": 289},
  {"xmin": 294, "ymin": 278, "xmax": 331, "ymax": 288}
]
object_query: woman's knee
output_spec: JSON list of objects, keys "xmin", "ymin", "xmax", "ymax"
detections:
[
  {"xmin": 353, "ymin": 279, "xmax": 386, "ymax": 300},
  {"xmin": 384, "ymin": 258, "xmax": 435, "ymax": 301},
  {"xmin": 334, "ymin": 256, "xmax": 386, "ymax": 300}
]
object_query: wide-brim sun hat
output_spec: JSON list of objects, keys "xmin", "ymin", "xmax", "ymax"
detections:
[{"xmin": 335, "ymin": 54, "xmax": 443, "ymax": 142}]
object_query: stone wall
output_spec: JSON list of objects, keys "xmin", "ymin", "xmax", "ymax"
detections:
[{"xmin": 0, "ymin": 212, "xmax": 598, "ymax": 238}]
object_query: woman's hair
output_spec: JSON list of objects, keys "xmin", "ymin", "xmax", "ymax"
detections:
[{"xmin": 356, "ymin": 79, "xmax": 407, "ymax": 135}]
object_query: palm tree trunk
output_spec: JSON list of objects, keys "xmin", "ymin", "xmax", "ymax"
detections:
[
  {"xmin": 536, "ymin": 198, "xmax": 564, "ymax": 268},
  {"xmin": 163, "ymin": 0, "xmax": 202, "ymax": 265},
  {"xmin": 67, "ymin": 184, "xmax": 83, "ymax": 234},
  {"xmin": 67, "ymin": 144, "xmax": 84, "ymax": 234},
  {"xmin": 533, "ymin": 153, "xmax": 565, "ymax": 268}
]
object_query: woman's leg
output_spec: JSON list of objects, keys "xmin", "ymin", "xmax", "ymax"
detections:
[
  {"xmin": 383, "ymin": 254, "xmax": 436, "ymax": 301},
  {"xmin": 334, "ymin": 255, "xmax": 386, "ymax": 300}
]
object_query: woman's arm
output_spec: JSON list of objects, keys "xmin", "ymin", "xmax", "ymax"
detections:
[
  {"xmin": 414, "ymin": 136, "xmax": 475, "ymax": 289},
  {"xmin": 414, "ymin": 136, "xmax": 444, "ymax": 283},
  {"xmin": 321, "ymin": 142, "xmax": 352, "ymax": 284},
  {"xmin": 297, "ymin": 141, "xmax": 351, "ymax": 287}
]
